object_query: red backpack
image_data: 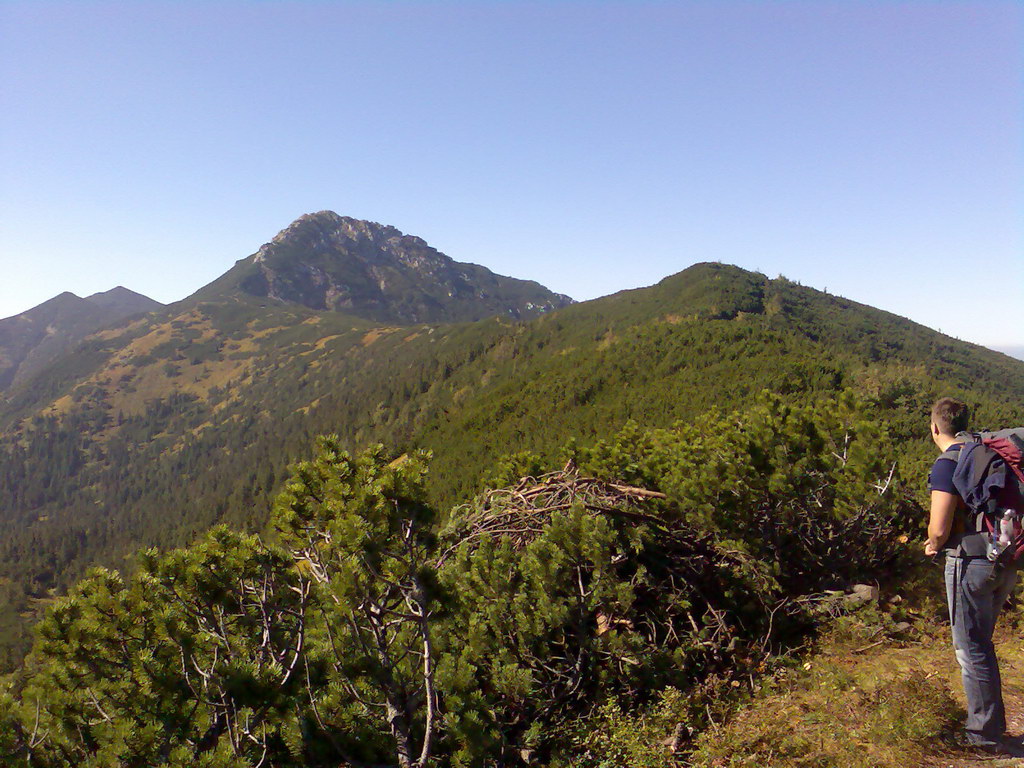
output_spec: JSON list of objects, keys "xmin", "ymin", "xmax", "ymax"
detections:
[{"xmin": 949, "ymin": 428, "xmax": 1024, "ymax": 563}]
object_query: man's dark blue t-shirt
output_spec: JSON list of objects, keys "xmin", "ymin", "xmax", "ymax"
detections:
[{"xmin": 929, "ymin": 443, "xmax": 963, "ymax": 495}]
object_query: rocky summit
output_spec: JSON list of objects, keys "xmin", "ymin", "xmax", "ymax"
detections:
[{"xmin": 191, "ymin": 211, "xmax": 573, "ymax": 324}]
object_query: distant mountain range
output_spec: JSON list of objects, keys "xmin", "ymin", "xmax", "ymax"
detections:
[
  {"xmin": 0, "ymin": 287, "xmax": 162, "ymax": 391},
  {"xmin": 0, "ymin": 212, "xmax": 572, "ymax": 397},
  {"xmin": 0, "ymin": 211, "xmax": 1022, "ymax": 670}
]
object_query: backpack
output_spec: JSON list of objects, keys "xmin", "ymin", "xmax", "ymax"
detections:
[{"xmin": 944, "ymin": 428, "xmax": 1024, "ymax": 562}]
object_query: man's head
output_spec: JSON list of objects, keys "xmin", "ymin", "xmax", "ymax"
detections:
[{"xmin": 930, "ymin": 397, "xmax": 970, "ymax": 446}]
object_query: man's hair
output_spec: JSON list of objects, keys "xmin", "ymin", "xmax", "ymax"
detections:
[{"xmin": 931, "ymin": 397, "xmax": 970, "ymax": 436}]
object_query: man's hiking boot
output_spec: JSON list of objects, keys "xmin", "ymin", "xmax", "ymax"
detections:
[{"xmin": 963, "ymin": 733, "xmax": 1024, "ymax": 758}]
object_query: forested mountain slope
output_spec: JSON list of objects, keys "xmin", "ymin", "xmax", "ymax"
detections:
[
  {"xmin": 413, "ymin": 264, "xmax": 1024, "ymax": 496},
  {"xmin": 0, "ymin": 256, "xmax": 1022, "ymax": 671}
]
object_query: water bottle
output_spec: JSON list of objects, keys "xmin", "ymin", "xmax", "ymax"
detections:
[
  {"xmin": 1001, "ymin": 509, "xmax": 1018, "ymax": 545},
  {"xmin": 988, "ymin": 510, "xmax": 1018, "ymax": 562}
]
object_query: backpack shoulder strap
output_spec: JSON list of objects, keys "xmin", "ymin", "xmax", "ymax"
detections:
[
  {"xmin": 936, "ymin": 443, "xmax": 968, "ymax": 478},
  {"xmin": 938, "ymin": 446, "xmax": 961, "ymax": 464}
]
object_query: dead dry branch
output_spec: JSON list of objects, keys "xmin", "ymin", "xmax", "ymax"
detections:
[{"xmin": 437, "ymin": 461, "xmax": 666, "ymax": 567}]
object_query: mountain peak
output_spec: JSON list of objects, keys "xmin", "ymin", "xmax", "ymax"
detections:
[
  {"xmin": 194, "ymin": 212, "xmax": 573, "ymax": 324},
  {"xmin": 34, "ymin": 291, "xmax": 86, "ymax": 312},
  {"xmin": 84, "ymin": 286, "xmax": 162, "ymax": 313},
  {"xmin": 259, "ymin": 212, "xmax": 407, "ymax": 261},
  {"xmin": 86, "ymin": 285, "xmax": 134, "ymax": 299}
]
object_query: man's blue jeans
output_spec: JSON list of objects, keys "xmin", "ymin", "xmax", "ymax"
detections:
[{"xmin": 944, "ymin": 555, "xmax": 1019, "ymax": 740}]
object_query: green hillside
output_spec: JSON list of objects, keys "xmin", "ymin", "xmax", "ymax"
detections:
[{"xmin": 0, "ymin": 262, "xmax": 1022, "ymax": 670}]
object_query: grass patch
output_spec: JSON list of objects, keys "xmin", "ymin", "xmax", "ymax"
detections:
[
  {"xmin": 685, "ymin": 575, "xmax": 1024, "ymax": 768},
  {"xmin": 687, "ymin": 664, "xmax": 960, "ymax": 767}
]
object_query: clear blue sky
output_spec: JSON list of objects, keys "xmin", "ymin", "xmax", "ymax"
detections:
[{"xmin": 2, "ymin": 1, "xmax": 1021, "ymax": 352}]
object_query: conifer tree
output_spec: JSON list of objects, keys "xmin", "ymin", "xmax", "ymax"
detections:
[
  {"xmin": 272, "ymin": 439, "xmax": 439, "ymax": 768},
  {"xmin": 438, "ymin": 508, "xmax": 637, "ymax": 766},
  {"xmin": 19, "ymin": 528, "xmax": 307, "ymax": 767},
  {"xmin": 0, "ymin": 690, "xmax": 30, "ymax": 764}
]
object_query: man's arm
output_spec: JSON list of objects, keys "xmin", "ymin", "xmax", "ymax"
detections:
[{"xmin": 924, "ymin": 490, "xmax": 958, "ymax": 556}]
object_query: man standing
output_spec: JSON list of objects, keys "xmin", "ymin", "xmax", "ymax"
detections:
[{"xmin": 925, "ymin": 397, "xmax": 1022, "ymax": 756}]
